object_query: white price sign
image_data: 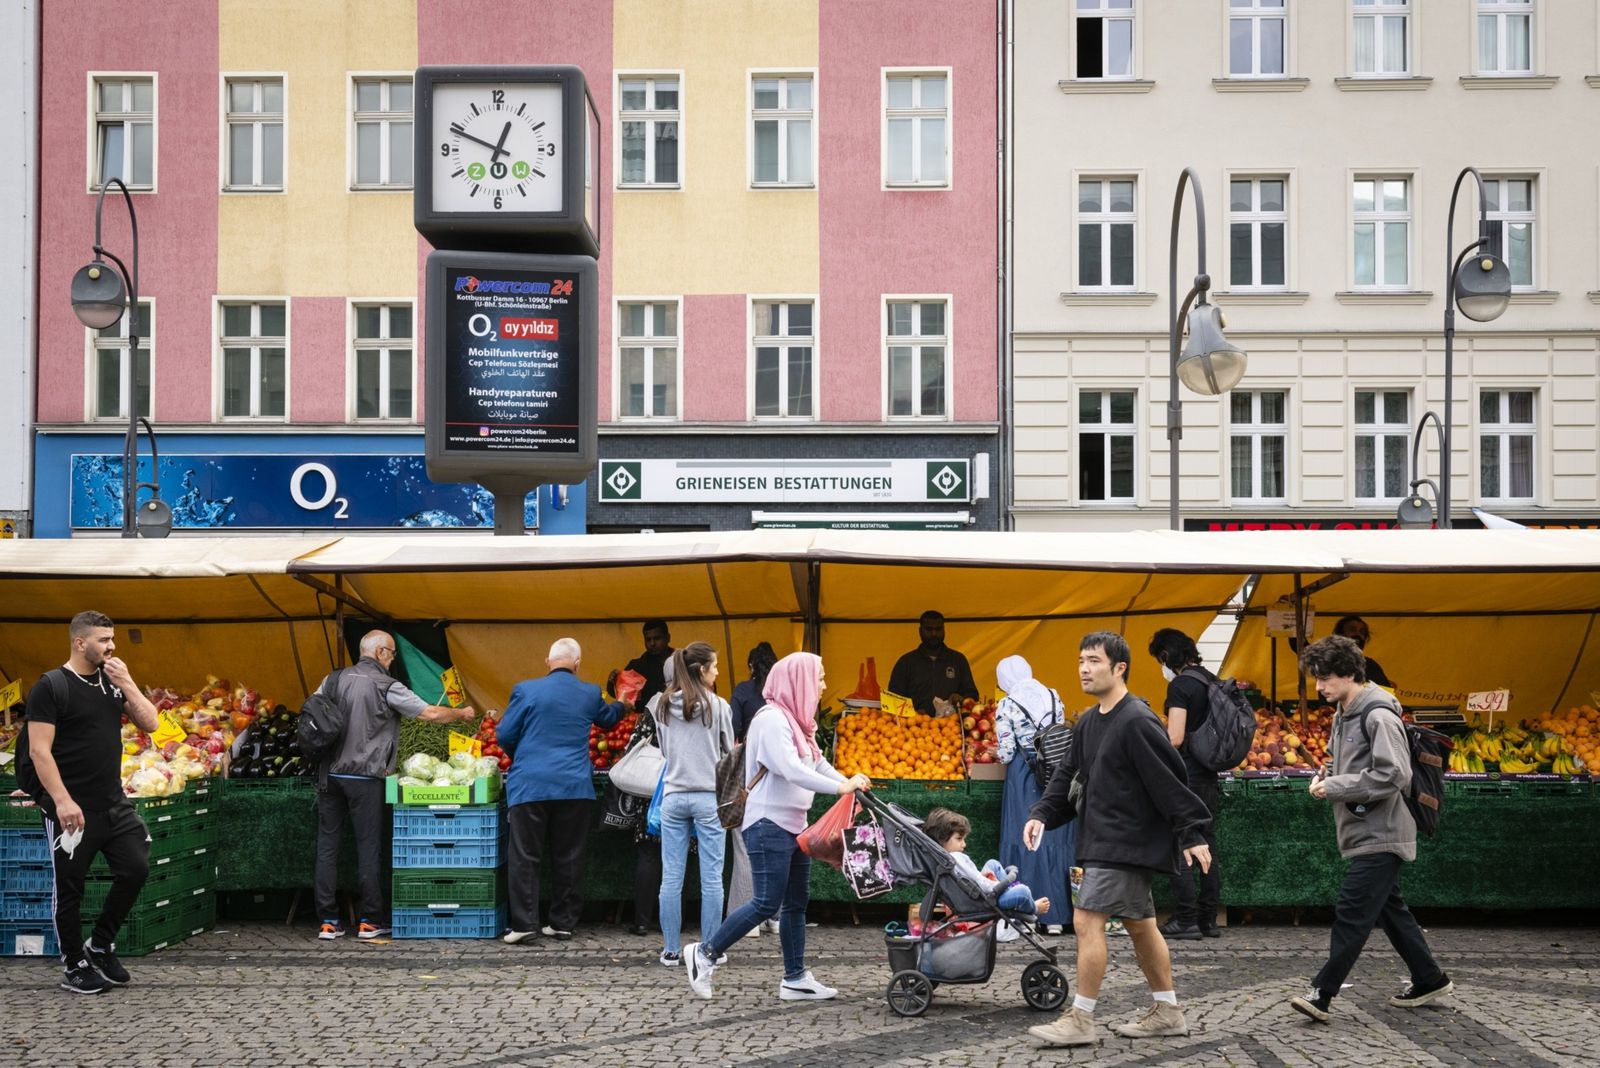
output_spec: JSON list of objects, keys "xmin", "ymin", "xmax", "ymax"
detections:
[
  {"xmin": 1465, "ymin": 689, "xmax": 1510, "ymax": 714},
  {"xmin": 1266, "ymin": 603, "xmax": 1314, "ymax": 638}
]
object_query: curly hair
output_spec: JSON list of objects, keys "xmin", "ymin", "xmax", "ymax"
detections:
[{"xmin": 1299, "ymin": 634, "xmax": 1367, "ymax": 683}]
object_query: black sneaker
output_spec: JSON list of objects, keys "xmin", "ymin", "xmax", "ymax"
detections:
[
  {"xmin": 86, "ymin": 943, "xmax": 130, "ymax": 986},
  {"xmin": 1159, "ymin": 918, "xmax": 1203, "ymax": 941},
  {"xmin": 1199, "ymin": 923, "xmax": 1222, "ymax": 939},
  {"xmin": 1391, "ymin": 972, "xmax": 1453, "ymax": 1007},
  {"xmin": 60, "ymin": 960, "xmax": 109, "ymax": 995},
  {"xmin": 1289, "ymin": 987, "xmax": 1332, "ymax": 1022}
]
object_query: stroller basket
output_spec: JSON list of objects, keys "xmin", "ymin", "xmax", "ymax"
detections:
[{"xmin": 885, "ymin": 924, "xmax": 998, "ymax": 983}]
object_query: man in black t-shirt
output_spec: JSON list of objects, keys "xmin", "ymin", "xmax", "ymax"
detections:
[
  {"xmin": 888, "ymin": 610, "xmax": 979, "ymax": 714},
  {"xmin": 16, "ymin": 610, "xmax": 161, "ymax": 995},
  {"xmin": 1148, "ymin": 628, "xmax": 1223, "ymax": 941}
]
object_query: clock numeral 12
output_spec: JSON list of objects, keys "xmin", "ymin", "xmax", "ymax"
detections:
[{"xmin": 491, "ymin": 89, "xmax": 504, "ymax": 105}]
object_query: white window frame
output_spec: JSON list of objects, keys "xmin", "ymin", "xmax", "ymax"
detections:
[
  {"xmin": 1352, "ymin": 388, "xmax": 1412, "ymax": 502},
  {"xmin": 1076, "ymin": 388, "xmax": 1138, "ymax": 504},
  {"xmin": 1226, "ymin": 175, "xmax": 1290, "ymax": 290},
  {"xmin": 349, "ymin": 73, "xmax": 413, "ymax": 191},
  {"xmin": 883, "ymin": 296, "xmax": 953, "ymax": 421},
  {"xmin": 1074, "ymin": 174, "xmax": 1140, "ymax": 291},
  {"xmin": 1072, "ymin": 0, "xmax": 1138, "ymax": 81},
  {"xmin": 616, "ymin": 72, "xmax": 683, "ymax": 190},
  {"xmin": 88, "ymin": 73, "xmax": 157, "ymax": 193},
  {"xmin": 1227, "ymin": 0, "xmax": 1289, "ymax": 78},
  {"xmin": 1477, "ymin": 387, "xmax": 1538, "ymax": 503},
  {"xmin": 1351, "ymin": 173, "xmax": 1414, "ymax": 290},
  {"xmin": 215, "ymin": 299, "xmax": 291, "ymax": 422},
  {"xmin": 748, "ymin": 297, "xmax": 818, "ymax": 421},
  {"xmin": 615, "ymin": 297, "xmax": 684, "ymax": 421},
  {"xmin": 1475, "ymin": 0, "xmax": 1535, "ymax": 75},
  {"xmin": 1228, "ymin": 389, "xmax": 1289, "ymax": 503},
  {"xmin": 1351, "ymin": 0, "xmax": 1411, "ymax": 77},
  {"xmin": 1481, "ymin": 174, "xmax": 1538, "ymax": 290},
  {"xmin": 84, "ymin": 299, "xmax": 155, "ymax": 423},
  {"xmin": 348, "ymin": 300, "xmax": 415, "ymax": 423},
  {"xmin": 748, "ymin": 70, "xmax": 817, "ymax": 189},
  {"xmin": 221, "ymin": 74, "xmax": 287, "ymax": 193},
  {"xmin": 881, "ymin": 68, "xmax": 951, "ymax": 190}
]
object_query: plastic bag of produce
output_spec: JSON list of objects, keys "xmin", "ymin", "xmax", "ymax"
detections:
[
  {"xmin": 798, "ymin": 794, "xmax": 858, "ymax": 870},
  {"xmin": 447, "ymin": 767, "xmax": 473, "ymax": 786},
  {"xmin": 397, "ymin": 776, "xmax": 424, "ymax": 787},
  {"xmin": 614, "ymin": 669, "xmax": 647, "ymax": 708},
  {"xmin": 473, "ymin": 756, "xmax": 500, "ymax": 779},
  {"xmin": 448, "ymin": 751, "xmax": 476, "ymax": 771},
  {"xmin": 431, "ymin": 776, "xmax": 453, "ymax": 787},
  {"xmin": 403, "ymin": 753, "xmax": 438, "ymax": 780}
]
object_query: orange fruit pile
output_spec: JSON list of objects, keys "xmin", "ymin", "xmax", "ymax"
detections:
[
  {"xmin": 1531, "ymin": 706, "xmax": 1599, "ymax": 771},
  {"xmin": 833, "ymin": 708, "xmax": 963, "ymax": 781}
]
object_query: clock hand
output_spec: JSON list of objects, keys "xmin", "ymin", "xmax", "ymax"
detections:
[
  {"xmin": 449, "ymin": 124, "xmax": 507, "ymax": 159},
  {"xmin": 490, "ymin": 121, "xmax": 512, "ymax": 163}
]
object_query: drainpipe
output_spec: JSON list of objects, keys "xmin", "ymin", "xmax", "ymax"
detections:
[{"xmin": 996, "ymin": 0, "xmax": 1015, "ymax": 530}]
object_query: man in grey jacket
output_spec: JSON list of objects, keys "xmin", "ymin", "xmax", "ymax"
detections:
[{"xmin": 1290, "ymin": 635, "xmax": 1452, "ymax": 1023}]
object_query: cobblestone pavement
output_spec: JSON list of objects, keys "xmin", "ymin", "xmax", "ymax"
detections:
[{"xmin": 2, "ymin": 920, "xmax": 1595, "ymax": 1066}]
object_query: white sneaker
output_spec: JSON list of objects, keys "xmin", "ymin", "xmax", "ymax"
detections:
[
  {"xmin": 762, "ymin": 918, "xmax": 781, "ymax": 934},
  {"xmin": 995, "ymin": 920, "xmax": 1021, "ymax": 943},
  {"xmin": 743, "ymin": 925, "xmax": 762, "ymax": 938},
  {"xmin": 502, "ymin": 930, "xmax": 535, "ymax": 945},
  {"xmin": 684, "ymin": 942, "xmax": 716, "ymax": 999},
  {"xmin": 778, "ymin": 970, "xmax": 838, "ymax": 1001}
]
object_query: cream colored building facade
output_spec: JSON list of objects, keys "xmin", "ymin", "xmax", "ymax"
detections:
[{"xmin": 1009, "ymin": 0, "xmax": 1600, "ymax": 532}]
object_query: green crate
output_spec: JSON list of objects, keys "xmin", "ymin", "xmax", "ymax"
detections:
[
  {"xmin": 1444, "ymin": 778, "xmax": 1516, "ymax": 798},
  {"xmin": 1507, "ymin": 779, "xmax": 1590, "ymax": 798},
  {"xmin": 1241, "ymin": 775, "xmax": 1312, "ymax": 794},
  {"xmin": 965, "ymin": 779, "xmax": 1005, "ymax": 800},
  {"xmin": 0, "ymin": 798, "xmax": 42, "ymax": 828},
  {"xmin": 385, "ymin": 774, "xmax": 503, "ymax": 807},
  {"xmin": 95, "ymin": 888, "xmax": 213, "ymax": 957},
  {"xmin": 391, "ymin": 868, "xmax": 505, "ymax": 910},
  {"xmin": 1219, "ymin": 776, "xmax": 1247, "ymax": 797},
  {"xmin": 219, "ymin": 776, "xmax": 317, "ymax": 796},
  {"xmin": 83, "ymin": 850, "xmax": 215, "ymax": 916}
]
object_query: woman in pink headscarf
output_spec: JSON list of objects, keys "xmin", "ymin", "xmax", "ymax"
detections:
[{"xmin": 683, "ymin": 652, "xmax": 870, "ymax": 1003}]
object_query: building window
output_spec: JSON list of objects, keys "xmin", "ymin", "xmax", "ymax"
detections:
[
  {"xmin": 618, "ymin": 301, "xmax": 679, "ymax": 419},
  {"xmin": 884, "ymin": 73, "xmax": 948, "ymax": 187},
  {"xmin": 619, "ymin": 76, "xmax": 679, "ymax": 187},
  {"xmin": 1354, "ymin": 389, "xmax": 1410, "ymax": 500},
  {"xmin": 1228, "ymin": 177, "xmax": 1287, "ymax": 288},
  {"xmin": 1479, "ymin": 389, "xmax": 1535, "ymax": 500},
  {"xmin": 220, "ymin": 302, "xmax": 287, "ymax": 419},
  {"xmin": 91, "ymin": 302, "xmax": 152, "ymax": 422},
  {"xmin": 1482, "ymin": 177, "xmax": 1535, "ymax": 288},
  {"xmin": 93, "ymin": 77, "xmax": 154, "ymax": 189},
  {"xmin": 1353, "ymin": 177, "xmax": 1411, "ymax": 288},
  {"xmin": 751, "ymin": 75, "xmax": 813, "ymax": 187},
  {"xmin": 352, "ymin": 77, "xmax": 412, "ymax": 189},
  {"xmin": 1075, "ymin": 0, "xmax": 1135, "ymax": 80},
  {"xmin": 1353, "ymin": 0, "xmax": 1410, "ymax": 76},
  {"xmin": 1078, "ymin": 178, "xmax": 1136, "ymax": 289},
  {"xmin": 1078, "ymin": 390, "xmax": 1136, "ymax": 502},
  {"xmin": 1477, "ymin": 0, "xmax": 1533, "ymax": 75},
  {"xmin": 224, "ymin": 77, "xmax": 284, "ymax": 190},
  {"xmin": 886, "ymin": 299, "xmax": 948, "ymax": 419},
  {"xmin": 1229, "ymin": 390, "xmax": 1287, "ymax": 501},
  {"xmin": 752, "ymin": 300, "xmax": 814, "ymax": 418},
  {"xmin": 1229, "ymin": 0, "xmax": 1287, "ymax": 77},
  {"xmin": 352, "ymin": 303, "xmax": 412, "ymax": 421}
]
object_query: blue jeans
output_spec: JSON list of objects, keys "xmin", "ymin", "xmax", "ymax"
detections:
[
  {"xmin": 704, "ymin": 818, "xmax": 811, "ymax": 980},
  {"xmin": 659, "ymin": 791, "xmax": 726, "ymax": 954}
]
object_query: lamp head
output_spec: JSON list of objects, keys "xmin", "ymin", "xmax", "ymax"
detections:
[
  {"xmin": 70, "ymin": 261, "xmax": 128, "ymax": 330},
  {"xmin": 136, "ymin": 497, "xmax": 173, "ymax": 539},
  {"xmin": 1395, "ymin": 479, "xmax": 1438, "ymax": 530},
  {"xmin": 1454, "ymin": 252, "xmax": 1511, "ymax": 322},
  {"xmin": 1176, "ymin": 304, "xmax": 1248, "ymax": 395}
]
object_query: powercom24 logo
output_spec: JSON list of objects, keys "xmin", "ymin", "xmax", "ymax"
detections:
[{"xmin": 454, "ymin": 276, "xmax": 555, "ymax": 295}]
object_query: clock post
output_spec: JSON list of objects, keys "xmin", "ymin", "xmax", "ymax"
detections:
[{"xmin": 413, "ymin": 65, "xmax": 602, "ymax": 534}]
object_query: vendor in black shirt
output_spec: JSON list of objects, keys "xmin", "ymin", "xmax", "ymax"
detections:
[
  {"xmin": 1149, "ymin": 628, "xmax": 1224, "ymax": 941},
  {"xmin": 1333, "ymin": 615, "xmax": 1394, "ymax": 690},
  {"xmin": 623, "ymin": 619, "xmax": 674, "ymax": 708},
  {"xmin": 15, "ymin": 610, "xmax": 161, "ymax": 995},
  {"xmin": 887, "ymin": 610, "xmax": 979, "ymax": 714}
]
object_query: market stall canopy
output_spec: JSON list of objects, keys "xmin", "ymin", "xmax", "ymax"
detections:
[{"xmin": 1219, "ymin": 530, "xmax": 1600, "ymax": 714}]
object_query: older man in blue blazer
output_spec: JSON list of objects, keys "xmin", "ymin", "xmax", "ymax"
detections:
[{"xmin": 498, "ymin": 637, "xmax": 629, "ymax": 942}]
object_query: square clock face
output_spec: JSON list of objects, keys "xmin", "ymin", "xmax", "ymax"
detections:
[{"xmin": 430, "ymin": 82, "xmax": 564, "ymax": 214}]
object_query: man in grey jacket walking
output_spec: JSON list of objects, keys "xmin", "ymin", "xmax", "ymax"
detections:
[{"xmin": 1290, "ymin": 635, "xmax": 1452, "ymax": 1023}]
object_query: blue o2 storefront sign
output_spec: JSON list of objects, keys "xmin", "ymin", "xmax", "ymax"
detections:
[{"xmin": 69, "ymin": 454, "xmax": 538, "ymax": 531}]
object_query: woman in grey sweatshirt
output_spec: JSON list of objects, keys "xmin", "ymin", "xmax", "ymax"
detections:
[{"xmin": 654, "ymin": 642, "xmax": 735, "ymax": 966}]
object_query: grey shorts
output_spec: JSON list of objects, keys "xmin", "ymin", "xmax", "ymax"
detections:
[{"xmin": 1075, "ymin": 867, "xmax": 1156, "ymax": 920}]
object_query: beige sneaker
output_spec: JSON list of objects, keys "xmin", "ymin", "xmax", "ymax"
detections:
[
  {"xmin": 1112, "ymin": 1001, "xmax": 1189, "ymax": 1038},
  {"xmin": 1028, "ymin": 1007, "xmax": 1099, "ymax": 1047}
]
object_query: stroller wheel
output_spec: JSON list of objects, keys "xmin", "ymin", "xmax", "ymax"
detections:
[
  {"xmin": 886, "ymin": 969, "xmax": 934, "ymax": 1017},
  {"xmin": 1021, "ymin": 960, "xmax": 1070, "ymax": 1011}
]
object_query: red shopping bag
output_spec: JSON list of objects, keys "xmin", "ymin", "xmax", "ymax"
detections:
[
  {"xmin": 798, "ymin": 794, "xmax": 857, "ymax": 870},
  {"xmin": 613, "ymin": 669, "xmax": 647, "ymax": 708}
]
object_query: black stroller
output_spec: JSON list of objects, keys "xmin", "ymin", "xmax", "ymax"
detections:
[{"xmin": 859, "ymin": 790, "xmax": 1070, "ymax": 1018}]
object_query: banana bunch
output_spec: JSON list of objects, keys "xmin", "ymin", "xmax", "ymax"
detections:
[
  {"xmin": 1497, "ymin": 754, "xmax": 1539, "ymax": 773},
  {"xmin": 1534, "ymin": 732, "xmax": 1564, "ymax": 761},
  {"xmin": 1551, "ymin": 752, "xmax": 1582, "ymax": 775},
  {"xmin": 1448, "ymin": 748, "xmax": 1487, "ymax": 774},
  {"xmin": 1501, "ymin": 725, "xmax": 1530, "ymax": 745},
  {"xmin": 1454, "ymin": 728, "xmax": 1502, "ymax": 763}
]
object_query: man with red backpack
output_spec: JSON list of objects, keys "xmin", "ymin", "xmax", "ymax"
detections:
[{"xmin": 1290, "ymin": 635, "xmax": 1452, "ymax": 1024}]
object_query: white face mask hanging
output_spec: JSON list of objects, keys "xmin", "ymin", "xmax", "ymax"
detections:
[{"xmin": 1160, "ymin": 664, "xmax": 1177, "ymax": 682}]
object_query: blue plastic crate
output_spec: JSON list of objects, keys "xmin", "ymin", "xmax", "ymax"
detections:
[
  {"xmin": 0, "ymin": 890, "xmax": 53, "ymax": 922},
  {"xmin": 0, "ymin": 829, "xmax": 50, "ymax": 863},
  {"xmin": 0, "ymin": 922, "xmax": 59, "ymax": 957},
  {"xmin": 391, "ymin": 806, "xmax": 502, "ymax": 841},
  {"xmin": 0, "ymin": 862, "xmax": 55, "ymax": 896},
  {"xmin": 391, "ymin": 836, "xmax": 504, "ymax": 869},
  {"xmin": 393, "ymin": 904, "xmax": 506, "ymax": 939}
]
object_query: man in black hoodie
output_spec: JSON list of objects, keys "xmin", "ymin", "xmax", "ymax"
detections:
[{"xmin": 1023, "ymin": 631, "xmax": 1213, "ymax": 1048}]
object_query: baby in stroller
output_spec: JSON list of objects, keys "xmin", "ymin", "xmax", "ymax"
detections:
[{"xmin": 925, "ymin": 808, "xmax": 1050, "ymax": 917}]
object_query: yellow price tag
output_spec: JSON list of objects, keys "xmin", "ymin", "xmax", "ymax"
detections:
[
  {"xmin": 440, "ymin": 666, "xmax": 466, "ymax": 709},
  {"xmin": 0, "ymin": 678, "xmax": 21, "ymax": 713},
  {"xmin": 448, "ymin": 732, "xmax": 482, "ymax": 759},
  {"xmin": 151, "ymin": 712, "xmax": 187, "ymax": 748},
  {"xmin": 880, "ymin": 691, "xmax": 917, "ymax": 719}
]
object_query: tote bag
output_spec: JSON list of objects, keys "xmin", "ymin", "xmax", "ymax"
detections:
[{"xmin": 609, "ymin": 738, "xmax": 665, "ymax": 798}]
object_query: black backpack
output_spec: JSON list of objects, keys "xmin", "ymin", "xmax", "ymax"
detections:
[
  {"xmin": 1021, "ymin": 693, "xmax": 1072, "ymax": 788},
  {"xmin": 1180, "ymin": 667, "xmax": 1257, "ymax": 773},
  {"xmin": 13, "ymin": 669, "xmax": 70, "ymax": 804},
  {"xmin": 1359, "ymin": 705, "xmax": 1450, "ymax": 838},
  {"xmin": 295, "ymin": 669, "xmax": 349, "ymax": 765}
]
